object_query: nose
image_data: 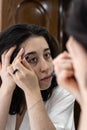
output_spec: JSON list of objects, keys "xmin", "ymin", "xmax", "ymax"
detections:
[{"xmin": 39, "ymin": 59, "xmax": 49, "ymax": 72}]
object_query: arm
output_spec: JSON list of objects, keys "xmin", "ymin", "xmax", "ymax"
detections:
[
  {"xmin": 79, "ymin": 108, "xmax": 87, "ymax": 130},
  {"xmin": 0, "ymin": 85, "xmax": 13, "ymax": 130},
  {"xmin": 66, "ymin": 40, "xmax": 87, "ymax": 130},
  {"xmin": 53, "ymin": 51, "xmax": 81, "ymax": 103},
  {"xmin": 8, "ymin": 55, "xmax": 56, "ymax": 130},
  {"xmin": 0, "ymin": 47, "xmax": 24, "ymax": 130},
  {"xmin": 53, "ymin": 42, "xmax": 87, "ymax": 130},
  {"xmin": 25, "ymin": 91, "xmax": 56, "ymax": 130},
  {"xmin": 0, "ymin": 47, "xmax": 17, "ymax": 130}
]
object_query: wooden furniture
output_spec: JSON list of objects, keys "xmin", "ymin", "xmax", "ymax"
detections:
[{"xmin": 0, "ymin": 0, "xmax": 58, "ymax": 39}]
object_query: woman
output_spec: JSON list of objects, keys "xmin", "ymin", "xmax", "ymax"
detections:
[
  {"xmin": 0, "ymin": 24, "xmax": 75, "ymax": 130},
  {"xmin": 53, "ymin": 0, "xmax": 87, "ymax": 130}
]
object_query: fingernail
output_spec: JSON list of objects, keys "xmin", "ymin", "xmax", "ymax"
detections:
[{"xmin": 20, "ymin": 48, "xmax": 24, "ymax": 52}]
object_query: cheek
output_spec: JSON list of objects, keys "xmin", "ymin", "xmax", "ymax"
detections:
[
  {"xmin": 51, "ymin": 62, "xmax": 54, "ymax": 71},
  {"xmin": 27, "ymin": 63, "xmax": 39, "ymax": 78},
  {"xmin": 48, "ymin": 59, "xmax": 54, "ymax": 71},
  {"xmin": 32, "ymin": 62, "xmax": 54, "ymax": 76},
  {"xmin": 31, "ymin": 67, "xmax": 39, "ymax": 79}
]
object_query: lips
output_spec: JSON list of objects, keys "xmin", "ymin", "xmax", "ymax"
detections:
[{"xmin": 40, "ymin": 75, "xmax": 52, "ymax": 81}]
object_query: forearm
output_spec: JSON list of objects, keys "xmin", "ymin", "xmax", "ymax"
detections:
[
  {"xmin": 25, "ymin": 91, "xmax": 56, "ymax": 130},
  {"xmin": 0, "ymin": 86, "xmax": 13, "ymax": 130},
  {"xmin": 78, "ymin": 106, "xmax": 87, "ymax": 130}
]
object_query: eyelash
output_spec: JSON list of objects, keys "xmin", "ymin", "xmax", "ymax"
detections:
[
  {"xmin": 44, "ymin": 52, "xmax": 51, "ymax": 59},
  {"xmin": 25, "ymin": 52, "xmax": 51, "ymax": 64},
  {"xmin": 29, "ymin": 57, "xmax": 38, "ymax": 63},
  {"xmin": 25, "ymin": 56, "xmax": 38, "ymax": 64}
]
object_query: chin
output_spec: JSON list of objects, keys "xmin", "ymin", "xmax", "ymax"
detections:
[{"xmin": 40, "ymin": 83, "xmax": 51, "ymax": 90}]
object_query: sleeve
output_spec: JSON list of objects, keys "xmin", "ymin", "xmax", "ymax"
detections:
[{"xmin": 45, "ymin": 86, "xmax": 75, "ymax": 130}]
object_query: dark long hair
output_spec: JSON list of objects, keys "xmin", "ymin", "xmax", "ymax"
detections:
[
  {"xmin": 0, "ymin": 24, "xmax": 59, "ymax": 115},
  {"xmin": 66, "ymin": 0, "xmax": 87, "ymax": 51}
]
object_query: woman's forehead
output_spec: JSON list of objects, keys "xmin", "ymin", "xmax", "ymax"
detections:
[
  {"xmin": 21, "ymin": 36, "xmax": 49, "ymax": 49},
  {"xmin": 20, "ymin": 36, "xmax": 50, "ymax": 55}
]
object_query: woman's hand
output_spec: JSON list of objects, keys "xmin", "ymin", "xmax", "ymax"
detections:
[
  {"xmin": 7, "ymin": 48, "xmax": 40, "ymax": 96},
  {"xmin": 53, "ymin": 51, "xmax": 81, "ymax": 104},
  {"xmin": 0, "ymin": 46, "xmax": 16, "ymax": 94},
  {"xmin": 66, "ymin": 37, "xmax": 87, "ymax": 108}
]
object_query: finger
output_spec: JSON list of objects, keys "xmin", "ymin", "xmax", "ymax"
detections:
[
  {"xmin": 12, "ymin": 58, "xmax": 30, "ymax": 74},
  {"xmin": 22, "ymin": 57, "xmax": 33, "ymax": 70},
  {"xmin": 7, "ymin": 64, "xmax": 20, "ymax": 77},
  {"xmin": 7, "ymin": 65, "xmax": 14, "ymax": 76},
  {"xmin": 13, "ymin": 48, "xmax": 24, "ymax": 62},
  {"xmin": 53, "ymin": 59, "xmax": 74, "ymax": 77},
  {"xmin": 60, "ymin": 60, "xmax": 73, "ymax": 70},
  {"xmin": 56, "ymin": 69, "xmax": 81, "ymax": 103},
  {"xmin": 53, "ymin": 52, "xmax": 72, "ymax": 69},
  {"xmin": 4, "ymin": 46, "xmax": 16, "ymax": 66},
  {"xmin": 58, "ymin": 70, "xmax": 74, "ymax": 80},
  {"xmin": 56, "ymin": 51, "xmax": 71, "ymax": 60},
  {"xmin": 1, "ymin": 51, "xmax": 7, "ymax": 65}
]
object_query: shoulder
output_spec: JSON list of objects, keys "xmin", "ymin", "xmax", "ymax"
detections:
[
  {"xmin": 51, "ymin": 86, "xmax": 75, "ymax": 101},
  {"xmin": 45, "ymin": 86, "xmax": 75, "ymax": 130},
  {"xmin": 45, "ymin": 86, "xmax": 75, "ymax": 108}
]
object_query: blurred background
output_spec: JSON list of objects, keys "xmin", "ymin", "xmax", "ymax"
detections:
[{"xmin": 0, "ymin": 0, "xmax": 71, "ymax": 51}]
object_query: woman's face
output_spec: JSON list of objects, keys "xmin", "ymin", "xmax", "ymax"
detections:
[
  {"xmin": 66, "ymin": 36, "xmax": 87, "ymax": 87},
  {"xmin": 21, "ymin": 36, "xmax": 53, "ymax": 90}
]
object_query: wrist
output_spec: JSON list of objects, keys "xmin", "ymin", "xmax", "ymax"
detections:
[
  {"xmin": 27, "ymin": 99, "xmax": 42, "ymax": 110},
  {"xmin": 0, "ymin": 84, "xmax": 15, "ymax": 96},
  {"xmin": 25, "ymin": 89, "xmax": 42, "ymax": 109}
]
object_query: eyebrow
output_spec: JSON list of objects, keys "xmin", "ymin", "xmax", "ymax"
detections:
[{"xmin": 24, "ymin": 48, "xmax": 50, "ymax": 57}]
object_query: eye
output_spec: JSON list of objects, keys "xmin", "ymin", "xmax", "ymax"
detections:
[
  {"xmin": 25, "ymin": 55, "xmax": 38, "ymax": 64},
  {"xmin": 44, "ymin": 52, "xmax": 51, "ymax": 60}
]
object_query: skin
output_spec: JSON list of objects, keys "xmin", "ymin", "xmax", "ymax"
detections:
[
  {"xmin": 0, "ymin": 47, "xmax": 17, "ymax": 130},
  {"xmin": 53, "ymin": 36, "xmax": 87, "ymax": 130},
  {"xmin": 21, "ymin": 36, "xmax": 53, "ymax": 90},
  {"xmin": 0, "ymin": 36, "xmax": 55, "ymax": 130}
]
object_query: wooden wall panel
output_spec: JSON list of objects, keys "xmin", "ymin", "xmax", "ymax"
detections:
[
  {"xmin": 0, "ymin": 0, "xmax": 58, "ymax": 40},
  {"xmin": 36, "ymin": 0, "xmax": 58, "ymax": 38},
  {"xmin": 1, "ymin": 0, "xmax": 23, "ymax": 30},
  {"xmin": 15, "ymin": 1, "xmax": 49, "ymax": 28}
]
